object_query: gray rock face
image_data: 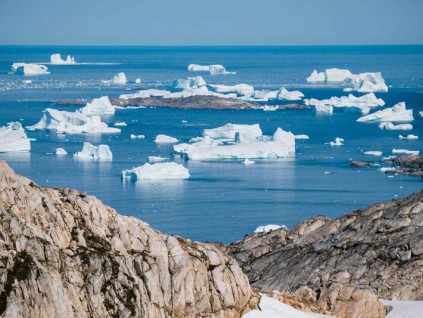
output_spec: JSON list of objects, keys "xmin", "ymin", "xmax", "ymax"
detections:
[
  {"xmin": 0, "ymin": 160, "xmax": 254, "ymax": 318},
  {"xmin": 220, "ymin": 192, "xmax": 423, "ymax": 316},
  {"xmin": 389, "ymin": 154, "xmax": 423, "ymax": 178}
]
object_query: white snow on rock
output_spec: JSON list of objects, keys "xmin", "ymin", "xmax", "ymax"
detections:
[
  {"xmin": 101, "ymin": 72, "xmax": 127, "ymax": 85},
  {"xmin": 275, "ymin": 87, "xmax": 304, "ymax": 101},
  {"xmin": 121, "ymin": 162, "xmax": 190, "ymax": 180},
  {"xmin": 357, "ymin": 102, "xmax": 413, "ymax": 123},
  {"xmin": 12, "ymin": 63, "xmax": 50, "ymax": 76},
  {"xmin": 0, "ymin": 122, "xmax": 31, "ymax": 153},
  {"xmin": 392, "ymin": 149, "xmax": 420, "ymax": 155},
  {"xmin": 203, "ymin": 123, "xmax": 263, "ymax": 144},
  {"xmin": 188, "ymin": 64, "xmax": 236, "ymax": 75},
  {"xmin": 120, "ymin": 89, "xmax": 171, "ymax": 99},
  {"xmin": 305, "ymin": 93, "xmax": 385, "ymax": 113},
  {"xmin": 172, "ymin": 76, "xmax": 207, "ymax": 90},
  {"xmin": 295, "ymin": 134, "xmax": 310, "ymax": 140},
  {"xmin": 378, "ymin": 122, "xmax": 413, "ymax": 131},
  {"xmin": 312, "ymin": 104, "xmax": 333, "ymax": 114},
  {"xmin": 73, "ymin": 142, "xmax": 113, "ymax": 161},
  {"xmin": 399, "ymin": 134, "xmax": 418, "ymax": 140},
  {"xmin": 55, "ymin": 148, "xmax": 68, "ymax": 155},
  {"xmin": 243, "ymin": 158, "xmax": 255, "ymax": 165},
  {"xmin": 130, "ymin": 134, "xmax": 145, "ymax": 139},
  {"xmin": 50, "ymin": 54, "xmax": 76, "ymax": 65},
  {"xmin": 328, "ymin": 137, "xmax": 344, "ymax": 146},
  {"xmin": 80, "ymin": 96, "xmax": 115, "ymax": 116},
  {"xmin": 254, "ymin": 224, "xmax": 286, "ymax": 233},
  {"xmin": 27, "ymin": 108, "xmax": 120, "ymax": 134},
  {"xmin": 210, "ymin": 84, "xmax": 254, "ymax": 97},
  {"xmin": 148, "ymin": 156, "xmax": 169, "ymax": 163},
  {"xmin": 364, "ymin": 151, "xmax": 382, "ymax": 156},
  {"xmin": 155, "ymin": 134, "xmax": 179, "ymax": 144}
]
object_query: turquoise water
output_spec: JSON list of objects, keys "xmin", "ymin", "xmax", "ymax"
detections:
[{"xmin": 0, "ymin": 46, "xmax": 422, "ymax": 242}]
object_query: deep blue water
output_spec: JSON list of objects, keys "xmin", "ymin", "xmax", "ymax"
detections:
[{"xmin": 0, "ymin": 46, "xmax": 422, "ymax": 242}]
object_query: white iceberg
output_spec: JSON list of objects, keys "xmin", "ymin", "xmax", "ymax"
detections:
[
  {"xmin": 0, "ymin": 122, "xmax": 31, "ymax": 153},
  {"xmin": 357, "ymin": 102, "xmax": 413, "ymax": 123},
  {"xmin": 50, "ymin": 54, "xmax": 76, "ymax": 65},
  {"xmin": 120, "ymin": 89, "xmax": 171, "ymax": 99},
  {"xmin": 163, "ymin": 86, "xmax": 233, "ymax": 99},
  {"xmin": 130, "ymin": 134, "xmax": 145, "ymax": 139},
  {"xmin": 243, "ymin": 158, "xmax": 255, "ymax": 165},
  {"xmin": 420, "ymin": 111, "xmax": 423, "ymax": 118},
  {"xmin": 251, "ymin": 90, "xmax": 278, "ymax": 101},
  {"xmin": 260, "ymin": 105, "xmax": 278, "ymax": 111},
  {"xmin": 80, "ymin": 96, "xmax": 115, "ymax": 116},
  {"xmin": 101, "ymin": 72, "xmax": 127, "ymax": 85},
  {"xmin": 364, "ymin": 151, "xmax": 382, "ymax": 156},
  {"xmin": 275, "ymin": 87, "xmax": 304, "ymax": 101},
  {"xmin": 135, "ymin": 78, "xmax": 141, "ymax": 84},
  {"xmin": 399, "ymin": 134, "xmax": 418, "ymax": 140},
  {"xmin": 148, "ymin": 156, "xmax": 169, "ymax": 163},
  {"xmin": 254, "ymin": 224, "xmax": 286, "ymax": 233},
  {"xmin": 328, "ymin": 137, "xmax": 344, "ymax": 146},
  {"xmin": 28, "ymin": 108, "xmax": 121, "ymax": 134},
  {"xmin": 295, "ymin": 134, "xmax": 310, "ymax": 140},
  {"xmin": 121, "ymin": 162, "xmax": 190, "ymax": 180},
  {"xmin": 12, "ymin": 63, "xmax": 49, "ymax": 76},
  {"xmin": 55, "ymin": 148, "xmax": 68, "ymax": 155},
  {"xmin": 378, "ymin": 122, "xmax": 413, "ymax": 131},
  {"xmin": 305, "ymin": 93, "xmax": 385, "ymax": 112},
  {"xmin": 312, "ymin": 104, "xmax": 333, "ymax": 114},
  {"xmin": 306, "ymin": 68, "xmax": 353, "ymax": 83},
  {"xmin": 114, "ymin": 122, "xmax": 127, "ymax": 127},
  {"xmin": 392, "ymin": 149, "xmax": 419, "ymax": 155},
  {"xmin": 155, "ymin": 134, "xmax": 179, "ymax": 144},
  {"xmin": 210, "ymin": 84, "xmax": 254, "ymax": 97},
  {"xmin": 23, "ymin": 79, "xmax": 32, "ymax": 84},
  {"xmin": 203, "ymin": 123, "xmax": 263, "ymax": 143},
  {"xmin": 172, "ymin": 76, "xmax": 207, "ymax": 90},
  {"xmin": 73, "ymin": 142, "xmax": 113, "ymax": 161},
  {"xmin": 187, "ymin": 64, "xmax": 235, "ymax": 75}
]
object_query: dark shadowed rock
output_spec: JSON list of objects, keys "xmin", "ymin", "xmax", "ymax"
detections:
[
  {"xmin": 387, "ymin": 154, "xmax": 423, "ymax": 178},
  {"xmin": 351, "ymin": 161, "xmax": 375, "ymax": 167}
]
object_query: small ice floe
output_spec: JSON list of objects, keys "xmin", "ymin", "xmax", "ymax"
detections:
[
  {"xmin": 379, "ymin": 122, "xmax": 413, "ymax": 131},
  {"xmin": 294, "ymin": 134, "xmax": 309, "ymax": 140},
  {"xmin": 379, "ymin": 167, "xmax": 397, "ymax": 173},
  {"xmin": 254, "ymin": 224, "xmax": 286, "ymax": 233},
  {"xmin": 121, "ymin": 162, "xmax": 190, "ymax": 180},
  {"xmin": 188, "ymin": 64, "xmax": 236, "ymax": 75},
  {"xmin": 80, "ymin": 96, "xmax": 115, "ymax": 116},
  {"xmin": 312, "ymin": 104, "xmax": 333, "ymax": 114},
  {"xmin": 324, "ymin": 171, "xmax": 331, "ymax": 174},
  {"xmin": 155, "ymin": 134, "xmax": 179, "ymax": 144},
  {"xmin": 182, "ymin": 120, "xmax": 188, "ymax": 123},
  {"xmin": 23, "ymin": 79, "xmax": 32, "ymax": 84},
  {"xmin": 12, "ymin": 63, "xmax": 49, "ymax": 76},
  {"xmin": 420, "ymin": 111, "xmax": 423, "ymax": 117},
  {"xmin": 130, "ymin": 134, "xmax": 145, "ymax": 139},
  {"xmin": 50, "ymin": 54, "xmax": 76, "ymax": 65},
  {"xmin": 101, "ymin": 72, "xmax": 127, "ymax": 85},
  {"xmin": 0, "ymin": 122, "xmax": 31, "ymax": 153},
  {"xmin": 148, "ymin": 156, "xmax": 169, "ymax": 163},
  {"xmin": 275, "ymin": 87, "xmax": 304, "ymax": 101},
  {"xmin": 357, "ymin": 102, "xmax": 413, "ymax": 123},
  {"xmin": 55, "ymin": 148, "xmax": 68, "ymax": 155},
  {"xmin": 73, "ymin": 142, "xmax": 113, "ymax": 161},
  {"xmin": 243, "ymin": 158, "xmax": 255, "ymax": 165},
  {"xmin": 120, "ymin": 89, "xmax": 171, "ymax": 99},
  {"xmin": 399, "ymin": 134, "xmax": 418, "ymax": 140},
  {"xmin": 382, "ymin": 155, "xmax": 396, "ymax": 161},
  {"xmin": 209, "ymin": 84, "xmax": 254, "ymax": 97},
  {"xmin": 114, "ymin": 122, "xmax": 127, "ymax": 127},
  {"xmin": 172, "ymin": 76, "xmax": 207, "ymax": 90},
  {"xmin": 204, "ymin": 123, "xmax": 262, "ymax": 143},
  {"xmin": 392, "ymin": 149, "xmax": 420, "ymax": 155},
  {"xmin": 135, "ymin": 78, "xmax": 141, "ymax": 84},
  {"xmin": 328, "ymin": 137, "xmax": 344, "ymax": 146},
  {"xmin": 260, "ymin": 105, "xmax": 278, "ymax": 111},
  {"xmin": 364, "ymin": 151, "xmax": 382, "ymax": 156}
]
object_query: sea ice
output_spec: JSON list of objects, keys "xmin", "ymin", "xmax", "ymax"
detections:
[
  {"xmin": 188, "ymin": 64, "xmax": 235, "ymax": 74},
  {"xmin": 148, "ymin": 156, "xmax": 169, "ymax": 163},
  {"xmin": 243, "ymin": 158, "xmax": 255, "ymax": 165},
  {"xmin": 295, "ymin": 134, "xmax": 310, "ymax": 140},
  {"xmin": 250, "ymin": 90, "xmax": 278, "ymax": 101},
  {"xmin": 378, "ymin": 122, "xmax": 413, "ymax": 130},
  {"xmin": 114, "ymin": 122, "xmax": 127, "ymax": 127},
  {"xmin": 392, "ymin": 149, "xmax": 419, "ymax": 155},
  {"xmin": 12, "ymin": 63, "xmax": 50, "ymax": 76},
  {"xmin": 275, "ymin": 87, "xmax": 304, "ymax": 100},
  {"xmin": 210, "ymin": 84, "xmax": 254, "ymax": 97},
  {"xmin": 101, "ymin": 72, "xmax": 127, "ymax": 85},
  {"xmin": 357, "ymin": 102, "xmax": 413, "ymax": 123},
  {"xmin": 260, "ymin": 105, "xmax": 278, "ymax": 111},
  {"xmin": 364, "ymin": 151, "xmax": 382, "ymax": 156},
  {"xmin": 328, "ymin": 137, "xmax": 344, "ymax": 146},
  {"xmin": 0, "ymin": 122, "xmax": 31, "ymax": 153},
  {"xmin": 306, "ymin": 68, "xmax": 353, "ymax": 83},
  {"xmin": 50, "ymin": 54, "xmax": 76, "ymax": 65},
  {"xmin": 135, "ymin": 78, "xmax": 141, "ymax": 84},
  {"xmin": 172, "ymin": 76, "xmax": 207, "ymax": 90},
  {"xmin": 203, "ymin": 123, "xmax": 263, "ymax": 143},
  {"xmin": 155, "ymin": 134, "xmax": 179, "ymax": 144},
  {"xmin": 73, "ymin": 142, "xmax": 113, "ymax": 161},
  {"xmin": 254, "ymin": 224, "xmax": 286, "ymax": 233},
  {"xmin": 312, "ymin": 104, "xmax": 333, "ymax": 114},
  {"xmin": 399, "ymin": 134, "xmax": 418, "ymax": 140},
  {"xmin": 121, "ymin": 162, "xmax": 190, "ymax": 180},
  {"xmin": 55, "ymin": 148, "xmax": 68, "ymax": 155},
  {"xmin": 130, "ymin": 134, "xmax": 145, "ymax": 139},
  {"xmin": 120, "ymin": 89, "xmax": 171, "ymax": 99},
  {"xmin": 80, "ymin": 96, "xmax": 115, "ymax": 116},
  {"xmin": 305, "ymin": 93, "xmax": 385, "ymax": 112}
]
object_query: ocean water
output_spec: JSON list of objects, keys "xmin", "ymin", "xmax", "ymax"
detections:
[{"xmin": 0, "ymin": 46, "xmax": 422, "ymax": 243}]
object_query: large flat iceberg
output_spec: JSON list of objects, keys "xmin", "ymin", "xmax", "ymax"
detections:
[
  {"xmin": 27, "ymin": 108, "xmax": 121, "ymax": 134},
  {"xmin": 121, "ymin": 162, "xmax": 190, "ymax": 180},
  {"xmin": 155, "ymin": 134, "xmax": 179, "ymax": 144},
  {"xmin": 12, "ymin": 63, "xmax": 50, "ymax": 76},
  {"xmin": 74, "ymin": 142, "xmax": 113, "ymax": 161},
  {"xmin": 275, "ymin": 87, "xmax": 304, "ymax": 101},
  {"xmin": 210, "ymin": 84, "xmax": 254, "ymax": 97},
  {"xmin": 305, "ymin": 93, "xmax": 385, "ymax": 112},
  {"xmin": 203, "ymin": 123, "xmax": 263, "ymax": 143},
  {"xmin": 187, "ymin": 64, "xmax": 235, "ymax": 75},
  {"xmin": 0, "ymin": 122, "xmax": 31, "ymax": 153},
  {"xmin": 50, "ymin": 54, "xmax": 76, "ymax": 65},
  {"xmin": 357, "ymin": 102, "xmax": 413, "ymax": 123},
  {"xmin": 80, "ymin": 96, "xmax": 115, "ymax": 116}
]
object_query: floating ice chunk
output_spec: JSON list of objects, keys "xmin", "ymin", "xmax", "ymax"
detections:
[
  {"xmin": 345, "ymin": 72, "xmax": 388, "ymax": 93},
  {"xmin": 28, "ymin": 108, "xmax": 120, "ymax": 134},
  {"xmin": 55, "ymin": 148, "xmax": 68, "ymax": 155},
  {"xmin": 122, "ymin": 162, "xmax": 190, "ymax": 180},
  {"xmin": 187, "ymin": 64, "xmax": 235, "ymax": 74},
  {"xmin": 328, "ymin": 137, "xmax": 344, "ymax": 146},
  {"xmin": 172, "ymin": 76, "xmax": 206, "ymax": 90},
  {"xmin": 364, "ymin": 151, "xmax": 382, "ymax": 156},
  {"xmin": 101, "ymin": 72, "xmax": 127, "ymax": 85},
  {"xmin": 50, "ymin": 54, "xmax": 76, "ymax": 65},
  {"xmin": 120, "ymin": 89, "xmax": 171, "ymax": 99},
  {"xmin": 203, "ymin": 123, "xmax": 263, "ymax": 143},
  {"xmin": 420, "ymin": 111, "xmax": 423, "ymax": 117},
  {"xmin": 306, "ymin": 68, "xmax": 353, "ymax": 83},
  {"xmin": 254, "ymin": 224, "xmax": 286, "ymax": 233},
  {"xmin": 74, "ymin": 142, "xmax": 113, "ymax": 161},
  {"xmin": 155, "ymin": 134, "xmax": 179, "ymax": 144},
  {"xmin": 305, "ymin": 93, "xmax": 385, "ymax": 112},
  {"xmin": 379, "ymin": 122, "xmax": 413, "ymax": 131},
  {"xmin": 148, "ymin": 156, "xmax": 169, "ymax": 163},
  {"xmin": 392, "ymin": 149, "xmax": 419, "ymax": 155},
  {"xmin": 312, "ymin": 104, "xmax": 333, "ymax": 114},
  {"xmin": 357, "ymin": 102, "xmax": 413, "ymax": 123},
  {"xmin": 23, "ymin": 79, "xmax": 32, "ymax": 84},
  {"xmin": 130, "ymin": 134, "xmax": 145, "ymax": 139},
  {"xmin": 306, "ymin": 70, "xmax": 326, "ymax": 83},
  {"xmin": 114, "ymin": 122, "xmax": 127, "ymax": 127},
  {"xmin": 399, "ymin": 134, "xmax": 418, "ymax": 140},
  {"xmin": 379, "ymin": 167, "xmax": 397, "ymax": 173},
  {"xmin": 275, "ymin": 87, "xmax": 304, "ymax": 101},
  {"xmin": 295, "ymin": 134, "xmax": 310, "ymax": 140},
  {"xmin": 162, "ymin": 86, "xmax": 233, "ymax": 99},
  {"xmin": 0, "ymin": 122, "xmax": 31, "ymax": 153},
  {"xmin": 251, "ymin": 90, "xmax": 278, "ymax": 101},
  {"xmin": 260, "ymin": 105, "xmax": 278, "ymax": 111},
  {"xmin": 210, "ymin": 84, "xmax": 254, "ymax": 97},
  {"xmin": 12, "ymin": 63, "xmax": 49, "ymax": 76},
  {"xmin": 80, "ymin": 96, "xmax": 115, "ymax": 116},
  {"xmin": 243, "ymin": 158, "xmax": 255, "ymax": 165},
  {"xmin": 135, "ymin": 78, "xmax": 141, "ymax": 84}
]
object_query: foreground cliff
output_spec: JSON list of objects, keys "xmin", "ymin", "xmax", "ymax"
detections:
[{"xmin": 0, "ymin": 160, "xmax": 254, "ymax": 317}]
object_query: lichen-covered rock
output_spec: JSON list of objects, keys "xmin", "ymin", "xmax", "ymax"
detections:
[{"xmin": 0, "ymin": 160, "xmax": 254, "ymax": 318}]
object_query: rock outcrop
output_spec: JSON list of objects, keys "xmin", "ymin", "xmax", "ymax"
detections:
[
  {"xmin": 0, "ymin": 160, "xmax": 255, "ymax": 317},
  {"xmin": 388, "ymin": 154, "xmax": 423, "ymax": 178},
  {"xmin": 219, "ymin": 191, "xmax": 423, "ymax": 317}
]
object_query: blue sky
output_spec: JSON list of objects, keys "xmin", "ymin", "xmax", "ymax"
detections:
[{"xmin": 1, "ymin": 0, "xmax": 422, "ymax": 45}]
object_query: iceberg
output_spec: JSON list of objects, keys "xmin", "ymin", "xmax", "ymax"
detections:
[
  {"xmin": 364, "ymin": 151, "xmax": 382, "ymax": 156},
  {"xmin": 12, "ymin": 63, "xmax": 49, "ymax": 76},
  {"xmin": 357, "ymin": 102, "xmax": 413, "ymax": 123},
  {"xmin": 243, "ymin": 158, "xmax": 255, "ymax": 165},
  {"xmin": 171, "ymin": 76, "xmax": 206, "ymax": 90},
  {"xmin": 328, "ymin": 137, "xmax": 344, "ymax": 146},
  {"xmin": 312, "ymin": 104, "xmax": 333, "ymax": 114},
  {"xmin": 114, "ymin": 122, "xmax": 127, "ymax": 127},
  {"xmin": 399, "ymin": 134, "xmax": 418, "ymax": 140},
  {"xmin": 135, "ymin": 78, "xmax": 141, "ymax": 84},
  {"xmin": 304, "ymin": 93, "xmax": 385, "ymax": 112},
  {"xmin": 121, "ymin": 162, "xmax": 190, "ymax": 180},
  {"xmin": 420, "ymin": 111, "xmax": 423, "ymax": 118},
  {"xmin": 120, "ymin": 89, "xmax": 171, "ymax": 99},
  {"xmin": 203, "ymin": 123, "xmax": 263, "ymax": 143},
  {"xmin": 378, "ymin": 122, "xmax": 413, "ymax": 131},
  {"xmin": 210, "ymin": 84, "xmax": 254, "ymax": 97},
  {"xmin": 260, "ymin": 105, "xmax": 278, "ymax": 111},
  {"xmin": 101, "ymin": 72, "xmax": 127, "ymax": 85},
  {"xmin": 187, "ymin": 64, "xmax": 235, "ymax": 75},
  {"xmin": 28, "ymin": 108, "xmax": 121, "ymax": 134},
  {"xmin": 74, "ymin": 142, "xmax": 113, "ymax": 161},
  {"xmin": 50, "ymin": 54, "xmax": 76, "ymax": 65},
  {"xmin": 295, "ymin": 134, "xmax": 309, "ymax": 140},
  {"xmin": 306, "ymin": 68, "xmax": 353, "ymax": 83},
  {"xmin": 55, "ymin": 148, "xmax": 68, "ymax": 155},
  {"xmin": 392, "ymin": 149, "xmax": 419, "ymax": 155},
  {"xmin": 0, "ymin": 122, "xmax": 31, "ymax": 153},
  {"xmin": 275, "ymin": 87, "xmax": 304, "ymax": 101},
  {"xmin": 130, "ymin": 134, "xmax": 145, "ymax": 139},
  {"xmin": 251, "ymin": 90, "xmax": 278, "ymax": 101},
  {"xmin": 148, "ymin": 156, "xmax": 169, "ymax": 163},
  {"xmin": 155, "ymin": 134, "xmax": 179, "ymax": 144},
  {"xmin": 80, "ymin": 96, "xmax": 115, "ymax": 116},
  {"xmin": 254, "ymin": 224, "xmax": 286, "ymax": 233}
]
